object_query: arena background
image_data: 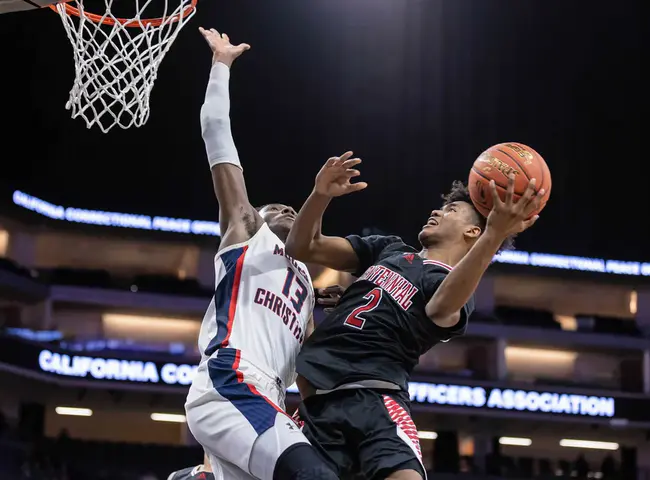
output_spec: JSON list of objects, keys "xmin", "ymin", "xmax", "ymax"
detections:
[{"xmin": 0, "ymin": 0, "xmax": 648, "ymax": 479}]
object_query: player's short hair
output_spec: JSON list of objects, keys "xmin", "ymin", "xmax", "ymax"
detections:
[
  {"xmin": 442, "ymin": 181, "xmax": 515, "ymax": 251},
  {"xmin": 256, "ymin": 204, "xmax": 269, "ymax": 213}
]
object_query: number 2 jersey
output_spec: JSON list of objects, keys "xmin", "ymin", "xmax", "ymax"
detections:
[
  {"xmin": 296, "ymin": 234, "xmax": 474, "ymax": 392},
  {"xmin": 195, "ymin": 223, "xmax": 314, "ymax": 392}
]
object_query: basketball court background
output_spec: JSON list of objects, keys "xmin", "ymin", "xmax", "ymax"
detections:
[
  {"xmin": 0, "ymin": 0, "xmax": 646, "ymax": 263},
  {"xmin": 0, "ymin": 1, "xmax": 648, "ymax": 479}
]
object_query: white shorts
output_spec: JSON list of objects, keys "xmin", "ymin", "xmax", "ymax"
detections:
[
  {"xmin": 185, "ymin": 348, "xmax": 309, "ymax": 480},
  {"xmin": 206, "ymin": 455, "xmax": 255, "ymax": 480}
]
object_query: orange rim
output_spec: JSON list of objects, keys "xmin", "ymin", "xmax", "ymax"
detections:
[{"xmin": 49, "ymin": 0, "xmax": 197, "ymax": 27}]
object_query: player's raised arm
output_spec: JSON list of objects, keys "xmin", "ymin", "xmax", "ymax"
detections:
[
  {"xmin": 199, "ymin": 27, "xmax": 261, "ymax": 250},
  {"xmin": 285, "ymin": 152, "xmax": 369, "ymax": 273},
  {"xmin": 426, "ymin": 175, "xmax": 543, "ymax": 327}
]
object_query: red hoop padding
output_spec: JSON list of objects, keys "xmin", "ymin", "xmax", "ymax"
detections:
[{"xmin": 49, "ymin": 0, "xmax": 197, "ymax": 27}]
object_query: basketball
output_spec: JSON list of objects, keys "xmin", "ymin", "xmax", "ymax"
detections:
[{"xmin": 468, "ymin": 142, "xmax": 551, "ymax": 218}]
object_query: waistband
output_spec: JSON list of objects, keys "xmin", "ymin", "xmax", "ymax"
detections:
[
  {"xmin": 211, "ymin": 348, "xmax": 287, "ymax": 406},
  {"xmin": 314, "ymin": 380, "xmax": 401, "ymax": 396}
]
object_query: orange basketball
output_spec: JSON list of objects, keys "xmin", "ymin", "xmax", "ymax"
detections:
[{"xmin": 468, "ymin": 142, "xmax": 551, "ymax": 218}]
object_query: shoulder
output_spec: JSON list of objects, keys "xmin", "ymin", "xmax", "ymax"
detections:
[
  {"xmin": 166, "ymin": 467, "xmax": 195, "ymax": 480},
  {"xmin": 216, "ymin": 223, "xmax": 275, "ymax": 257},
  {"xmin": 345, "ymin": 234, "xmax": 414, "ymax": 278},
  {"xmin": 420, "ymin": 261, "xmax": 453, "ymax": 293},
  {"xmin": 345, "ymin": 234, "xmax": 407, "ymax": 252},
  {"xmin": 422, "ymin": 259, "xmax": 453, "ymax": 273},
  {"xmin": 384, "ymin": 237, "xmax": 416, "ymax": 254}
]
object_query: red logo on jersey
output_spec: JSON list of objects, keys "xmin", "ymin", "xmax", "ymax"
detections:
[{"xmin": 404, "ymin": 253, "xmax": 415, "ymax": 264}]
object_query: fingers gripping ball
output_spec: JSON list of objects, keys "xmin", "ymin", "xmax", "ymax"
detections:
[{"xmin": 468, "ymin": 142, "xmax": 552, "ymax": 218}]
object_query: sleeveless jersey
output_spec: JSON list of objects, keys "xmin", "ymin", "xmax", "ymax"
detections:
[
  {"xmin": 296, "ymin": 234, "xmax": 473, "ymax": 392},
  {"xmin": 197, "ymin": 223, "xmax": 314, "ymax": 390}
]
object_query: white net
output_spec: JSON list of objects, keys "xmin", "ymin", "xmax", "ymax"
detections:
[{"xmin": 53, "ymin": 0, "xmax": 197, "ymax": 133}]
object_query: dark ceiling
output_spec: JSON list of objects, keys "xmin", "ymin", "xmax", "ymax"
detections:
[{"xmin": 0, "ymin": 0, "xmax": 646, "ymax": 261}]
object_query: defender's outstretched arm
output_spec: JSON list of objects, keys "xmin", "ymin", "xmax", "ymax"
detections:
[{"xmin": 199, "ymin": 28, "xmax": 262, "ymax": 251}]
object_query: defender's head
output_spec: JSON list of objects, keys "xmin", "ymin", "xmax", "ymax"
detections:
[
  {"xmin": 257, "ymin": 203, "xmax": 297, "ymax": 240},
  {"xmin": 418, "ymin": 181, "xmax": 514, "ymax": 252}
]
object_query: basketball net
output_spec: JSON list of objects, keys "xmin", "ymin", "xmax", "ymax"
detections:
[{"xmin": 51, "ymin": 0, "xmax": 197, "ymax": 133}]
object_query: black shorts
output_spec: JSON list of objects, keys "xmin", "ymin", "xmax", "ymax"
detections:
[{"xmin": 298, "ymin": 388, "xmax": 426, "ymax": 480}]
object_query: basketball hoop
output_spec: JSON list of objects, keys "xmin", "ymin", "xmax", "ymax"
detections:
[{"xmin": 50, "ymin": 0, "xmax": 197, "ymax": 132}]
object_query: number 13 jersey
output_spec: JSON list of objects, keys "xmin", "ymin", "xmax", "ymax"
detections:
[
  {"xmin": 296, "ymin": 235, "xmax": 473, "ymax": 392},
  {"xmin": 197, "ymin": 223, "xmax": 314, "ymax": 391}
]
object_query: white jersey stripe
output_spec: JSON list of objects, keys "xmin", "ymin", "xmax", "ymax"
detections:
[{"xmin": 423, "ymin": 259, "xmax": 453, "ymax": 271}]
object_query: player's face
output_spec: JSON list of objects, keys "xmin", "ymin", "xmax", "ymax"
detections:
[
  {"xmin": 259, "ymin": 203, "xmax": 297, "ymax": 239},
  {"xmin": 418, "ymin": 201, "xmax": 481, "ymax": 247}
]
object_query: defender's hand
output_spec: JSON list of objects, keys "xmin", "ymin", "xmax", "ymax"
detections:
[
  {"xmin": 314, "ymin": 152, "xmax": 368, "ymax": 198},
  {"xmin": 317, "ymin": 285, "xmax": 346, "ymax": 314},
  {"xmin": 199, "ymin": 27, "xmax": 250, "ymax": 67},
  {"xmin": 486, "ymin": 174, "xmax": 544, "ymax": 238}
]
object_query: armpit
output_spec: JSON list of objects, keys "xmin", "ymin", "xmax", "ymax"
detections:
[{"xmin": 242, "ymin": 208, "xmax": 261, "ymax": 237}]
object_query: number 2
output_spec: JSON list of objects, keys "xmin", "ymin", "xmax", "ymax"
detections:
[
  {"xmin": 344, "ymin": 288, "xmax": 383, "ymax": 330},
  {"xmin": 282, "ymin": 267, "xmax": 308, "ymax": 314}
]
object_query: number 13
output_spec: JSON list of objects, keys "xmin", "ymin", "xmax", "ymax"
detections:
[{"xmin": 282, "ymin": 267, "xmax": 308, "ymax": 314}]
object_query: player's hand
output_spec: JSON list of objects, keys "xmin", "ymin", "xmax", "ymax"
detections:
[
  {"xmin": 199, "ymin": 27, "xmax": 250, "ymax": 68},
  {"xmin": 314, "ymin": 152, "xmax": 368, "ymax": 198},
  {"xmin": 317, "ymin": 285, "xmax": 346, "ymax": 313},
  {"xmin": 486, "ymin": 174, "xmax": 544, "ymax": 237}
]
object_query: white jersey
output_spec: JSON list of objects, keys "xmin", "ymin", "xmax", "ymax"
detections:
[{"xmin": 196, "ymin": 223, "xmax": 314, "ymax": 390}]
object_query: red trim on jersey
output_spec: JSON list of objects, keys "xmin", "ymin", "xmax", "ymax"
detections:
[
  {"xmin": 221, "ymin": 246, "xmax": 248, "ymax": 348},
  {"xmin": 216, "ymin": 245, "xmax": 293, "ymax": 421},
  {"xmin": 232, "ymin": 349, "xmax": 288, "ymax": 417},
  {"xmin": 232, "ymin": 348, "xmax": 246, "ymax": 383},
  {"xmin": 248, "ymin": 384, "xmax": 284, "ymax": 414},
  {"xmin": 423, "ymin": 259, "xmax": 453, "ymax": 271}
]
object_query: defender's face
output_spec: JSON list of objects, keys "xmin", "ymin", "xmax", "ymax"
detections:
[
  {"xmin": 418, "ymin": 201, "xmax": 478, "ymax": 247},
  {"xmin": 259, "ymin": 203, "xmax": 297, "ymax": 236}
]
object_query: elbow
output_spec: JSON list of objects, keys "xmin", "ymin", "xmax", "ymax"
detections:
[
  {"xmin": 432, "ymin": 311, "xmax": 461, "ymax": 328},
  {"xmin": 286, "ymin": 231, "xmax": 324, "ymax": 263},
  {"xmin": 426, "ymin": 297, "xmax": 453, "ymax": 321},
  {"xmin": 200, "ymin": 105, "xmax": 229, "ymax": 135},
  {"xmin": 425, "ymin": 301, "xmax": 443, "ymax": 320},
  {"xmin": 426, "ymin": 300, "xmax": 461, "ymax": 327},
  {"xmin": 284, "ymin": 237, "xmax": 298, "ymax": 257},
  {"xmin": 201, "ymin": 99, "xmax": 230, "ymax": 131},
  {"xmin": 285, "ymin": 237, "xmax": 311, "ymax": 262}
]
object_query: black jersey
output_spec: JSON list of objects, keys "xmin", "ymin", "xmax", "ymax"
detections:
[{"xmin": 296, "ymin": 234, "xmax": 473, "ymax": 391}]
